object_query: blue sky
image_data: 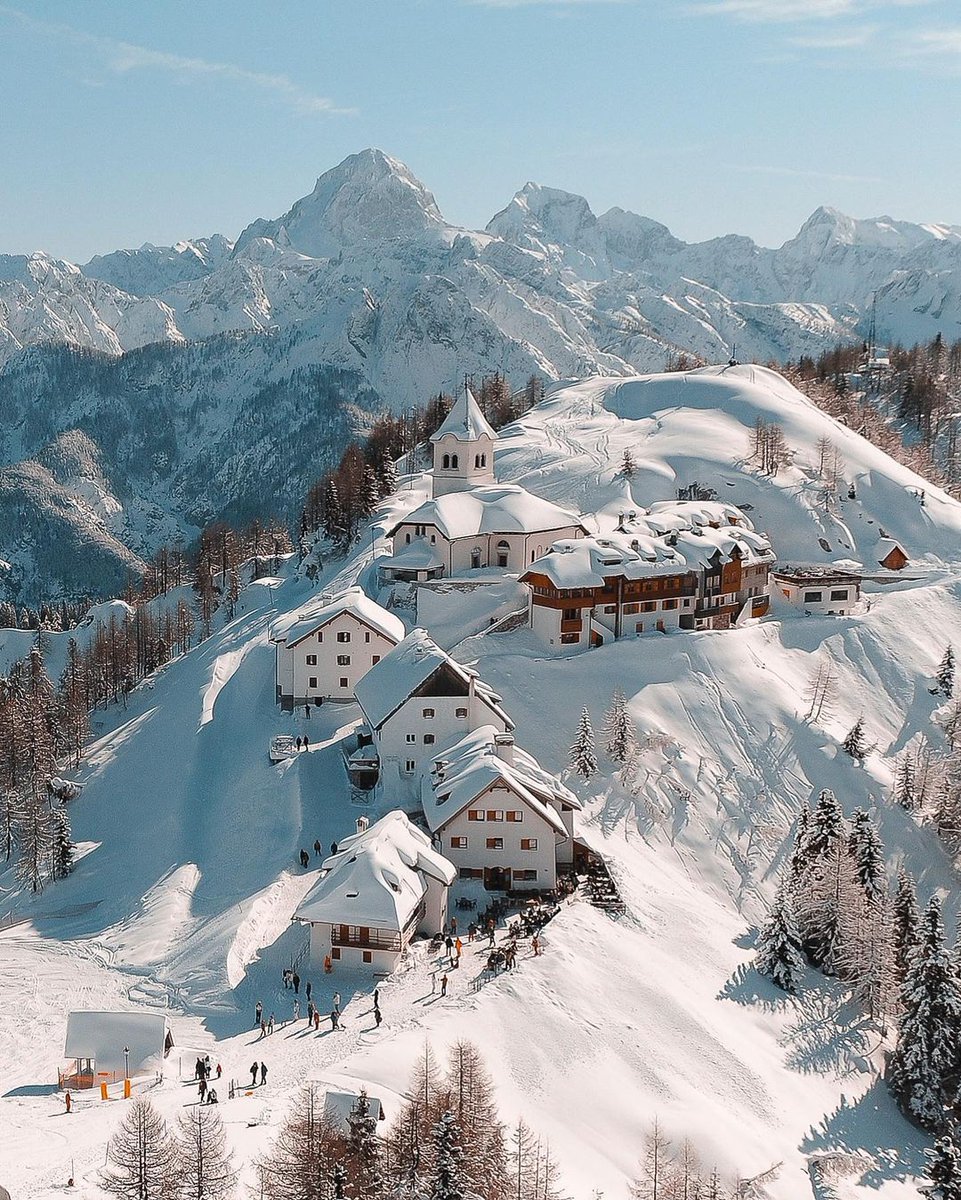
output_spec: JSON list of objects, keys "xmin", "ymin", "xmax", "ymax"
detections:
[{"xmin": 0, "ymin": 0, "xmax": 957, "ymax": 261}]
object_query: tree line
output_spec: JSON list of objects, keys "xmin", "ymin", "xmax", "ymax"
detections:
[{"xmin": 99, "ymin": 1041, "xmax": 564, "ymax": 1200}]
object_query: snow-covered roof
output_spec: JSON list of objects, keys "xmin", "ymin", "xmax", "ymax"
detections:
[
  {"xmin": 422, "ymin": 725, "xmax": 579, "ymax": 835},
  {"xmin": 430, "ymin": 385, "xmax": 496, "ymax": 444},
  {"xmin": 876, "ymin": 537, "xmax": 907, "ymax": 564},
  {"xmin": 772, "ymin": 562, "xmax": 861, "ymax": 583},
  {"xmin": 522, "ymin": 522, "xmax": 774, "ymax": 590},
  {"xmin": 377, "ymin": 541, "xmax": 445, "ymax": 570},
  {"xmin": 270, "ymin": 586, "xmax": 405, "ymax": 647},
  {"xmin": 354, "ymin": 628, "xmax": 513, "ymax": 732},
  {"xmin": 390, "ymin": 484, "xmax": 586, "ymax": 542},
  {"xmin": 294, "ymin": 811, "xmax": 455, "ymax": 930},
  {"xmin": 64, "ymin": 1011, "xmax": 168, "ymax": 1074},
  {"xmin": 324, "ymin": 1091, "xmax": 385, "ymax": 1131}
]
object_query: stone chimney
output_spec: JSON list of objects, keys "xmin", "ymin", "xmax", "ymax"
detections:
[{"xmin": 493, "ymin": 732, "xmax": 515, "ymax": 766}]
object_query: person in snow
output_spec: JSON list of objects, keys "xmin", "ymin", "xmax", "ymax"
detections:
[
  {"xmin": 468, "ymin": 922, "xmax": 477, "ymax": 942},
  {"xmin": 313, "ymin": 839, "xmax": 322, "ymax": 857},
  {"xmin": 324, "ymin": 954, "xmax": 332, "ymax": 974},
  {"xmin": 198, "ymin": 1076, "xmax": 207, "ymax": 1103},
  {"xmin": 293, "ymin": 999, "xmax": 300, "ymax": 1022},
  {"xmin": 255, "ymin": 1000, "xmax": 263, "ymax": 1027},
  {"xmin": 249, "ymin": 1062, "xmax": 258, "ymax": 1087},
  {"xmin": 440, "ymin": 973, "xmax": 448, "ymax": 996},
  {"xmin": 306, "ymin": 980, "xmax": 312, "ymax": 1002},
  {"xmin": 302, "ymin": 734, "xmax": 309, "ymax": 750},
  {"xmin": 373, "ymin": 985, "xmax": 380, "ymax": 1008},
  {"xmin": 282, "ymin": 968, "xmax": 290, "ymax": 989},
  {"xmin": 488, "ymin": 926, "xmax": 496, "ymax": 948},
  {"xmin": 260, "ymin": 1062, "xmax": 268, "ymax": 1086},
  {"xmin": 195, "ymin": 1057, "xmax": 203, "ymax": 1080},
  {"xmin": 445, "ymin": 935, "xmax": 454, "ymax": 962},
  {"xmin": 330, "ymin": 1009, "xmax": 340, "ymax": 1031},
  {"xmin": 292, "ymin": 972, "xmax": 300, "ymax": 994},
  {"xmin": 330, "ymin": 841, "xmax": 338, "ymax": 855},
  {"xmin": 207, "ymin": 1088, "xmax": 218, "ymax": 1105},
  {"xmin": 307, "ymin": 1000, "xmax": 314, "ymax": 1024},
  {"xmin": 204, "ymin": 1055, "xmax": 211, "ymax": 1075},
  {"xmin": 215, "ymin": 1063, "xmax": 222, "ymax": 1079},
  {"xmin": 300, "ymin": 849, "xmax": 310, "ymax": 868},
  {"xmin": 450, "ymin": 916, "xmax": 457, "ymax": 936},
  {"xmin": 313, "ymin": 1009, "xmax": 320, "ymax": 1031},
  {"xmin": 64, "ymin": 1091, "xmax": 71, "ymax": 1114},
  {"xmin": 333, "ymin": 991, "xmax": 340, "ymax": 1011},
  {"xmin": 532, "ymin": 934, "xmax": 541, "ymax": 956},
  {"xmin": 268, "ymin": 1013, "xmax": 275, "ymax": 1035},
  {"xmin": 260, "ymin": 1019, "xmax": 267, "ymax": 1039},
  {"xmin": 296, "ymin": 736, "xmax": 302, "ymax": 751},
  {"xmin": 374, "ymin": 1005, "xmax": 382, "ymax": 1028}
]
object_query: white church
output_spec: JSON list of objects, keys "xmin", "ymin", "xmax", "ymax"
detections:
[{"xmin": 380, "ymin": 386, "xmax": 586, "ymax": 583}]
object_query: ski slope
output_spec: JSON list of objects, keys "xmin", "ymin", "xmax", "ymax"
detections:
[{"xmin": 2, "ymin": 366, "xmax": 961, "ymax": 1197}]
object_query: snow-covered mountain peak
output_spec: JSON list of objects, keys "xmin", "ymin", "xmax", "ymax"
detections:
[
  {"xmin": 233, "ymin": 148, "xmax": 450, "ymax": 260},
  {"xmin": 487, "ymin": 181, "xmax": 611, "ymax": 279}
]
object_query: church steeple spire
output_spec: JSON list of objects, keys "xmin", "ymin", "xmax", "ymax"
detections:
[{"xmin": 430, "ymin": 383, "xmax": 497, "ymax": 497}]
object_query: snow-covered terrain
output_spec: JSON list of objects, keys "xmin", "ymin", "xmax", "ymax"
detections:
[{"xmin": 2, "ymin": 366, "xmax": 960, "ymax": 1197}]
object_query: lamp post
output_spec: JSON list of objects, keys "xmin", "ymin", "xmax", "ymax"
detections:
[{"xmin": 123, "ymin": 1045, "xmax": 129, "ymax": 1081}]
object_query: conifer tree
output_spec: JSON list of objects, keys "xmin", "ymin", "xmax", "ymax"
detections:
[
  {"xmin": 939, "ymin": 645, "xmax": 956, "ymax": 698},
  {"xmin": 891, "ymin": 895, "xmax": 961, "ymax": 1130},
  {"xmin": 842, "ymin": 717, "xmax": 867, "ymax": 761},
  {"xmin": 429, "ymin": 1112, "xmax": 464, "ymax": 1200},
  {"xmin": 603, "ymin": 687, "xmax": 636, "ymax": 766},
  {"xmin": 893, "ymin": 870, "xmax": 921, "ymax": 993},
  {"xmin": 755, "ymin": 882, "xmax": 805, "ymax": 993},
  {"xmin": 621, "ymin": 449, "xmax": 637, "ymax": 478},
  {"xmin": 893, "ymin": 751, "xmax": 917, "ymax": 810},
  {"xmin": 377, "ymin": 453, "xmax": 398, "ymax": 498},
  {"xmin": 848, "ymin": 809, "xmax": 886, "ymax": 904},
  {"xmin": 569, "ymin": 708, "xmax": 597, "ymax": 780},
  {"xmin": 59, "ymin": 638, "xmax": 90, "ymax": 768},
  {"xmin": 175, "ymin": 1106, "xmax": 236, "ymax": 1200},
  {"xmin": 346, "ymin": 1088, "xmax": 383, "ymax": 1198},
  {"xmin": 256, "ymin": 1084, "xmax": 343, "ymax": 1200},
  {"xmin": 50, "ymin": 803, "xmax": 73, "ymax": 881},
  {"xmin": 926, "ymin": 1132, "xmax": 961, "ymax": 1200},
  {"xmin": 795, "ymin": 790, "xmax": 847, "ymax": 973},
  {"xmin": 102, "ymin": 1098, "xmax": 177, "ymax": 1199}
]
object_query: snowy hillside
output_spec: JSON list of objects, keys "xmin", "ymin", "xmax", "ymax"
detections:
[{"xmin": 3, "ymin": 366, "xmax": 961, "ymax": 1197}]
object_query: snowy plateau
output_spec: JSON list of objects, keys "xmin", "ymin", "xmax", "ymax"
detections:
[
  {"xmin": 3, "ymin": 364, "xmax": 961, "ymax": 1198},
  {"xmin": 4, "ymin": 148, "xmax": 961, "ymax": 604}
]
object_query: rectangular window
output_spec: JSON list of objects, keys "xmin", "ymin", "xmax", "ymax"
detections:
[
  {"xmin": 486, "ymin": 837, "xmax": 504, "ymax": 850},
  {"xmin": 560, "ymin": 633, "xmax": 579, "ymax": 644},
  {"xmin": 316, "ymin": 632, "xmax": 323, "ymax": 643},
  {"xmin": 406, "ymin": 733, "xmax": 416, "ymax": 743},
  {"xmin": 459, "ymin": 867, "xmax": 483, "ymax": 879},
  {"xmin": 468, "ymin": 810, "xmax": 484, "ymax": 822},
  {"xmin": 305, "ymin": 654, "xmax": 317, "ymax": 666},
  {"xmin": 514, "ymin": 870, "xmax": 537, "ymax": 882},
  {"xmin": 641, "ymin": 601, "xmax": 656, "ymax": 613},
  {"xmin": 362, "ymin": 950, "xmax": 373, "ymax": 963},
  {"xmin": 308, "ymin": 676, "xmax": 317, "ymax": 688},
  {"xmin": 506, "ymin": 811, "xmax": 523, "ymax": 822},
  {"xmin": 404, "ymin": 759, "xmax": 416, "ymax": 773},
  {"xmin": 337, "ymin": 654, "xmax": 351, "ymax": 666},
  {"xmin": 424, "ymin": 734, "xmax": 435, "ymax": 745},
  {"xmin": 562, "ymin": 607, "xmax": 579, "ymax": 621},
  {"xmin": 803, "ymin": 591, "xmax": 823, "ymax": 603},
  {"xmin": 521, "ymin": 838, "xmax": 538, "ymax": 851},
  {"xmin": 372, "ymin": 655, "xmax": 380, "ymax": 665},
  {"xmin": 331, "ymin": 947, "xmax": 341, "ymax": 960},
  {"xmin": 423, "ymin": 708, "xmax": 435, "ymax": 719},
  {"xmin": 663, "ymin": 599, "xmax": 677, "ymax": 610},
  {"xmin": 337, "ymin": 631, "xmax": 351, "ymax": 643},
  {"xmin": 635, "ymin": 621, "xmax": 643, "ymax": 633},
  {"xmin": 830, "ymin": 589, "xmax": 849, "ymax": 601},
  {"xmin": 339, "ymin": 678, "xmax": 348, "ymax": 689},
  {"xmin": 623, "ymin": 603, "xmax": 639, "ymax": 615},
  {"xmin": 486, "ymin": 810, "xmax": 503, "ymax": 822},
  {"xmin": 604, "ymin": 605, "xmax": 616, "ymax": 614},
  {"xmin": 365, "ymin": 632, "xmax": 371, "ymax": 643},
  {"xmin": 450, "ymin": 836, "xmax": 468, "ymax": 849},
  {"xmin": 456, "ymin": 707, "xmax": 468, "ymax": 718}
]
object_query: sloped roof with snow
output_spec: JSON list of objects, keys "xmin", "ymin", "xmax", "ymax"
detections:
[
  {"xmin": 430, "ymin": 386, "xmax": 496, "ymax": 443},
  {"xmin": 522, "ymin": 522, "xmax": 774, "ymax": 590},
  {"xmin": 354, "ymin": 628, "xmax": 513, "ymax": 732},
  {"xmin": 294, "ymin": 811, "xmax": 455, "ymax": 930},
  {"xmin": 421, "ymin": 725, "xmax": 579, "ymax": 835},
  {"xmin": 377, "ymin": 541, "xmax": 445, "ymax": 570},
  {"xmin": 270, "ymin": 586, "xmax": 405, "ymax": 647},
  {"xmin": 391, "ymin": 484, "xmax": 586, "ymax": 542},
  {"xmin": 64, "ymin": 1011, "xmax": 168, "ymax": 1073}
]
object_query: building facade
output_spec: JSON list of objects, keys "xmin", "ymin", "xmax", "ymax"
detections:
[
  {"xmin": 270, "ymin": 588, "xmax": 405, "ymax": 709},
  {"xmin": 773, "ymin": 566, "xmax": 861, "ymax": 615}
]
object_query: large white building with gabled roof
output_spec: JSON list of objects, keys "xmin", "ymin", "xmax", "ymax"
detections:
[
  {"xmin": 354, "ymin": 628, "xmax": 513, "ymax": 792},
  {"xmin": 422, "ymin": 725, "xmax": 581, "ymax": 892},
  {"xmin": 270, "ymin": 587, "xmax": 405, "ymax": 709},
  {"xmin": 294, "ymin": 811, "xmax": 455, "ymax": 974}
]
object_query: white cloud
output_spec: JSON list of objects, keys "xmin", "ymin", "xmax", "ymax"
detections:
[{"xmin": 0, "ymin": 5, "xmax": 353, "ymax": 116}]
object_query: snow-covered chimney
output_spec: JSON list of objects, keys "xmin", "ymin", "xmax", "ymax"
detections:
[
  {"xmin": 356, "ymin": 815, "xmax": 370, "ymax": 835},
  {"xmin": 493, "ymin": 733, "xmax": 515, "ymax": 765}
]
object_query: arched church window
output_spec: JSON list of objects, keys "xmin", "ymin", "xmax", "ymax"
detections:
[
  {"xmin": 442, "ymin": 454, "xmax": 450, "ymax": 469},
  {"xmin": 451, "ymin": 454, "xmax": 459, "ymax": 469}
]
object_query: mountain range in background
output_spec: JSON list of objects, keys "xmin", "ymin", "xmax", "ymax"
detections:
[{"xmin": 3, "ymin": 148, "xmax": 960, "ymax": 606}]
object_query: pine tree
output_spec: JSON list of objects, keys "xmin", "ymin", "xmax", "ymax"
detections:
[
  {"xmin": 893, "ymin": 870, "xmax": 921, "ymax": 994},
  {"xmin": 893, "ymin": 751, "xmax": 917, "ymax": 810},
  {"xmin": 429, "ymin": 1112, "xmax": 464, "ymax": 1200},
  {"xmin": 50, "ymin": 803, "xmax": 73, "ymax": 881},
  {"xmin": 102, "ymin": 1098, "xmax": 178, "ymax": 1199},
  {"xmin": 755, "ymin": 883, "xmax": 805, "ymax": 993},
  {"xmin": 795, "ymin": 790, "xmax": 847, "ymax": 973},
  {"xmin": 175, "ymin": 1106, "xmax": 235, "ymax": 1200},
  {"xmin": 603, "ymin": 688, "xmax": 636, "ymax": 766},
  {"xmin": 621, "ymin": 449, "xmax": 637, "ymax": 478},
  {"xmin": 256, "ymin": 1084, "xmax": 344, "ymax": 1200},
  {"xmin": 842, "ymin": 717, "xmax": 867, "ymax": 761},
  {"xmin": 847, "ymin": 809, "xmax": 886, "ymax": 904},
  {"xmin": 891, "ymin": 896, "xmax": 961, "ymax": 1130},
  {"xmin": 569, "ymin": 708, "xmax": 597, "ymax": 780},
  {"xmin": 59, "ymin": 638, "xmax": 90, "ymax": 769},
  {"xmin": 939, "ymin": 646, "xmax": 956, "ymax": 698},
  {"xmin": 377, "ymin": 453, "xmax": 398, "ymax": 499},
  {"xmin": 926, "ymin": 1132, "xmax": 961, "ymax": 1200},
  {"xmin": 346, "ymin": 1088, "xmax": 382, "ymax": 1198}
]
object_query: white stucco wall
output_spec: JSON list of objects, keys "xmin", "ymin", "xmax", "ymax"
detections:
[
  {"xmin": 277, "ymin": 612, "xmax": 400, "ymax": 705},
  {"xmin": 432, "ymin": 432, "xmax": 496, "ymax": 497},
  {"xmin": 775, "ymin": 579, "xmax": 860, "ymax": 615}
]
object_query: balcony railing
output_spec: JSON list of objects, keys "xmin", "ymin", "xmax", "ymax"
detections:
[{"xmin": 331, "ymin": 928, "xmax": 403, "ymax": 952}]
